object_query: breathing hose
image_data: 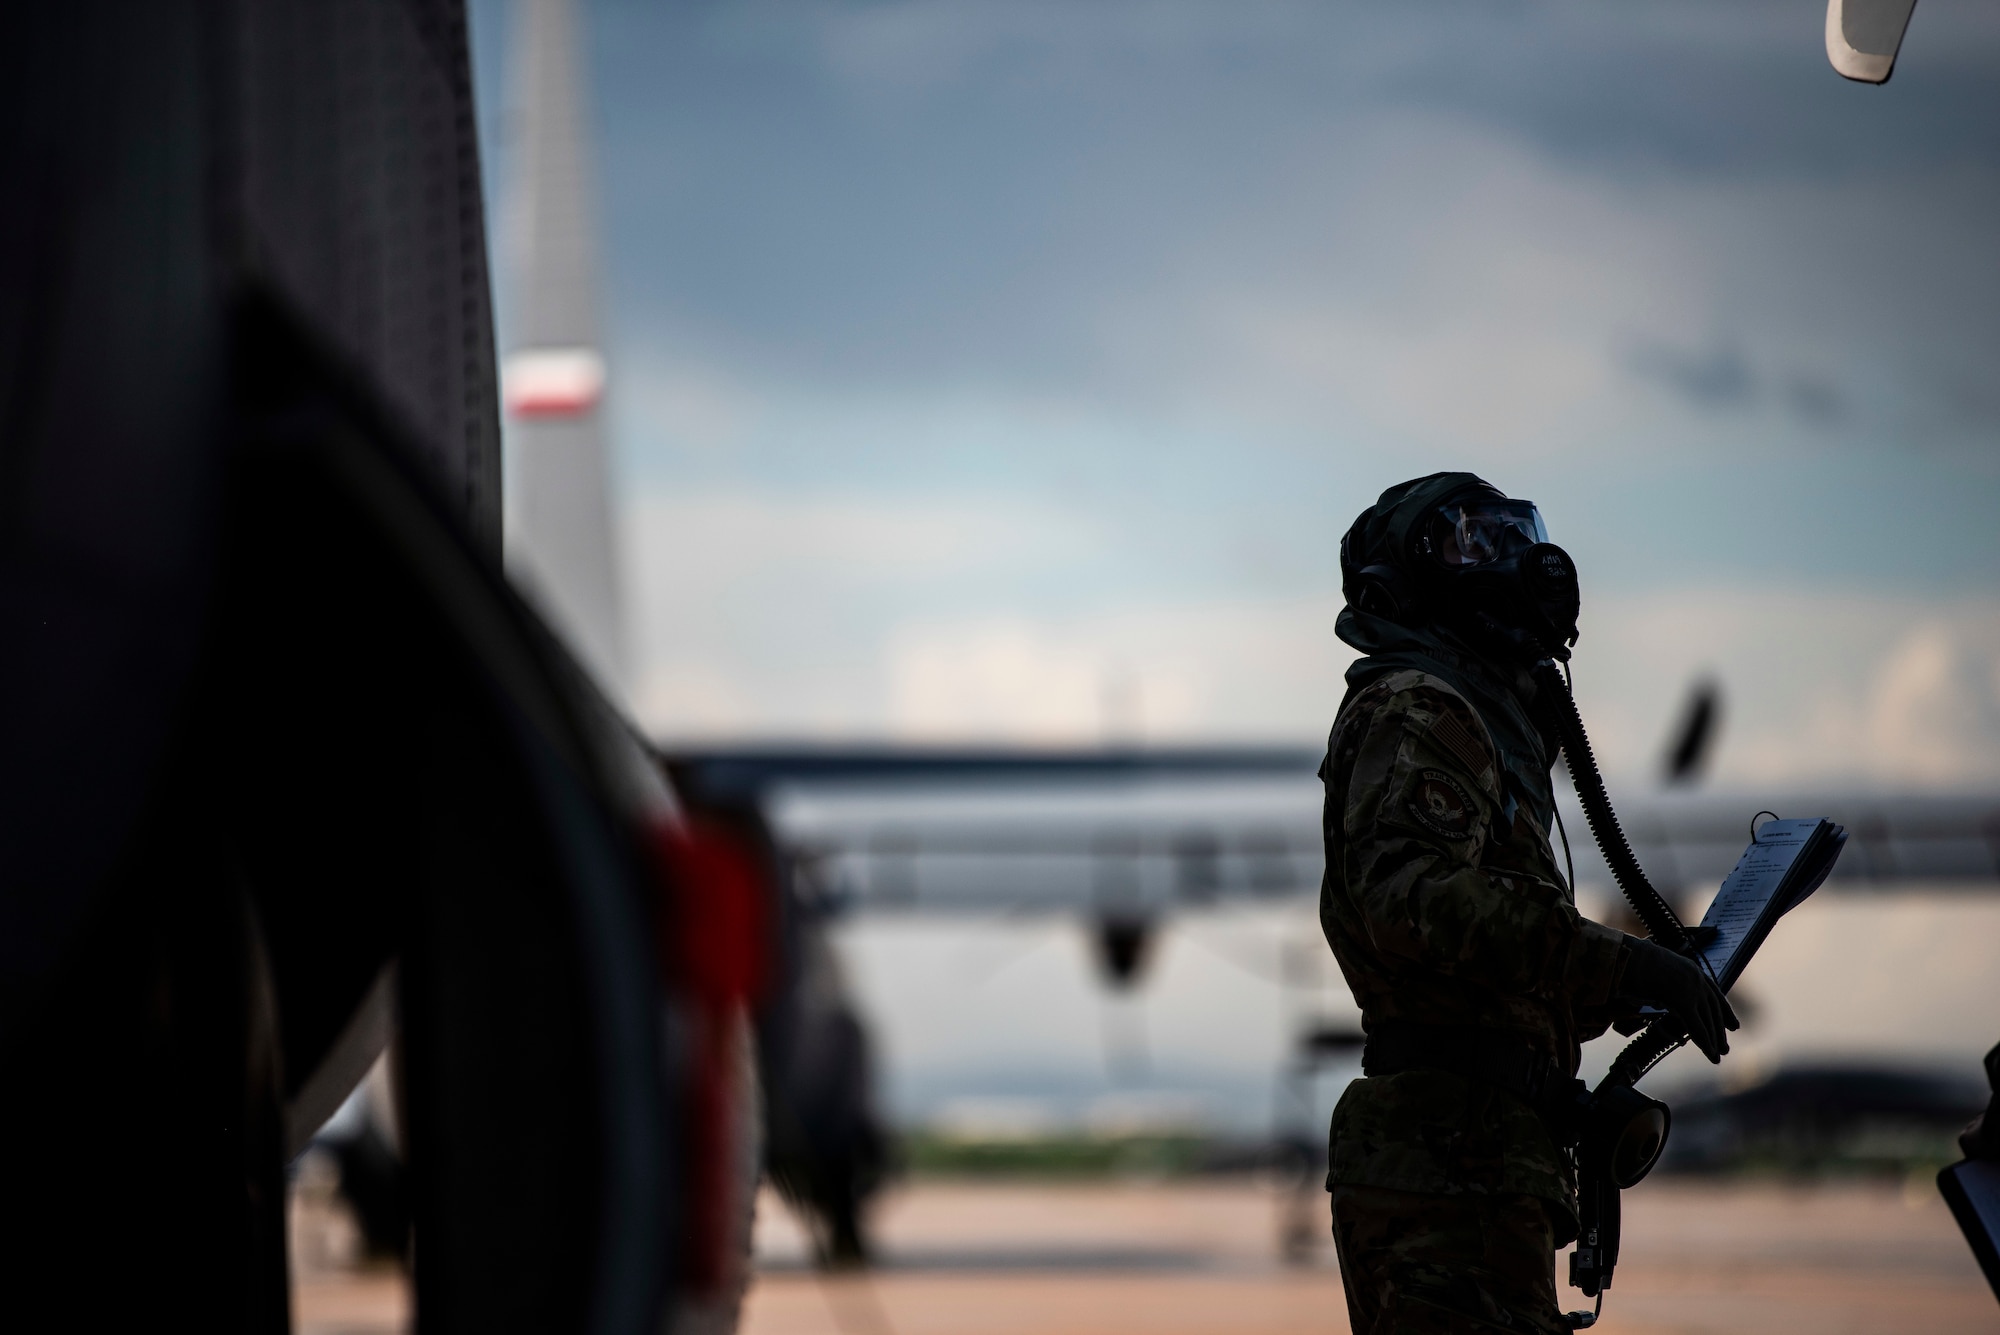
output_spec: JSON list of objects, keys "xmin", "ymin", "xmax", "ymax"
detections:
[
  {"xmin": 1532, "ymin": 661, "xmax": 1699, "ymax": 1327},
  {"xmin": 1533, "ymin": 660, "xmax": 1699, "ymax": 1084},
  {"xmin": 1531, "ymin": 661, "xmax": 1689, "ymax": 953},
  {"xmin": 1605, "ymin": 1020, "xmax": 1688, "ymax": 1088}
]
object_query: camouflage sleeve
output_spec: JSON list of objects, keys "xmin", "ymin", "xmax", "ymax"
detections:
[{"xmin": 1338, "ymin": 676, "xmax": 1627, "ymax": 1004}]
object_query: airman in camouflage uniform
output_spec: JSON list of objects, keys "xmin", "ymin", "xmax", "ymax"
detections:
[
  {"xmin": 1321, "ymin": 474, "xmax": 1636, "ymax": 1334},
  {"xmin": 1322, "ymin": 662, "xmax": 1624, "ymax": 1332}
]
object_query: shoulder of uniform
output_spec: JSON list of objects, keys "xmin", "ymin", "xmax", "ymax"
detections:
[
  {"xmin": 1341, "ymin": 670, "xmax": 1462, "ymax": 730},
  {"xmin": 1371, "ymin": 669, "xmax": 1468, "ymax": 719},
  {"xmin": 1384, "ymin": 672, "xmax": 1499, "ymax": 785},
  {"xmin": 1339, "ymin": 668, "xmax": 1443, "ymax": 721},
  {"xmin": 1331, "ymin": 673, "xmax": 1401, "ymax": 737}
]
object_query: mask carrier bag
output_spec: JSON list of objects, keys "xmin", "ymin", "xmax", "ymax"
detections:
[{"xmin": 1532, "ymin": 662, "xmax": 1848, "ymax": 1331}]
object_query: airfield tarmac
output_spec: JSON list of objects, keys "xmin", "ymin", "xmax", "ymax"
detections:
[
  {"xmin": 294, "ymin": 1174, "xmax": 1996, "ymax": 1334},
  {"xmin": 743, "ymin": 1178, "xmax": 1994, "ymax": 1335},
  {"xmin": 290, "ymin": 1175, "xmax": 1992, "ymax": 1327}
]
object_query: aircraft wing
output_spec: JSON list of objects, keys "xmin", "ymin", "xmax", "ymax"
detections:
[
  {"xmin": 1564, "ymin": 788, "xmax": 2000, "ymax": 904},
  {"xmin": 660, "ymin": 747, "xmax": 2000, "ymax": 918}
]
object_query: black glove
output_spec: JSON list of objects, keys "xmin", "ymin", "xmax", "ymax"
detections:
[{"xmin": 1616, "ymin": 937, "xmax": 1739, "ymax": 1064}]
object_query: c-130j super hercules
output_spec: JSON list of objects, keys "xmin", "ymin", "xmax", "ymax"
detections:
[{"xmin": 0, "ymin": 3, "xmax": 765, "ymax": 1331}]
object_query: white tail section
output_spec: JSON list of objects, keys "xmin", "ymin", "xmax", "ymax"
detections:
[{"xmin": 504, "ymin": 0, "xmax": 626, "ymax": 696}]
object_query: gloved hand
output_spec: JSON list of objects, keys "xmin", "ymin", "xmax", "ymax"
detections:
[{"xmin": 1616, "ymin": 938, "xmax": 1739, "ymax": 1063}]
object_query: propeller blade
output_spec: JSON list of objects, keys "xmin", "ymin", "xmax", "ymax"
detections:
[
  {"xmin": 1663, "ymin": 677, "xmax": 1724, "ymax": 787},
  {"xmin": 1826, "ymin": 0, "xmax": 1919, "ymax": 84}
]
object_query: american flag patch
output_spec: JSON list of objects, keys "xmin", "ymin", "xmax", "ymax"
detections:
[{"xmin": 1429, "ymin": 708, "xmax": 1494, "ymax": 784}]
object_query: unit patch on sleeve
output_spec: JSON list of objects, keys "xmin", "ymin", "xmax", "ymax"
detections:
[{"xmin": 1407, "ymin": 768, "xmax": 1477, "ymax": 840}]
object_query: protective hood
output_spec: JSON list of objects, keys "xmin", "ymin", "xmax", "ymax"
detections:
[
  {"xmin": 1339, "ymin": 471, "xmax": 1489, "ymax": 608},
  {"xmin": 1339, "ymin": 471, "xmax": 1580, "ymax": 665}
]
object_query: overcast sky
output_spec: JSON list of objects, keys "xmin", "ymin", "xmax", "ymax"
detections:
[
  {"xmin": 466, "ymin": 0, "xmax": 2000, "ymax": 1129},
  {"xmin": 471, "ymin": 0, "xmax": 2000, "ymax": 789}
]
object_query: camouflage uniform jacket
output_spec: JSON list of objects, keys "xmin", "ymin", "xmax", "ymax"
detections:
[{"xmin": 1320, "ymin": 655, "xmax": 1630, "ymax": 1227}]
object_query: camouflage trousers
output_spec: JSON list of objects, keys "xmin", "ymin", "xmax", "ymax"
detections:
[{"xmin": 1330, "ymin": 1183, "xmax": 1570, "ymax": 1335}]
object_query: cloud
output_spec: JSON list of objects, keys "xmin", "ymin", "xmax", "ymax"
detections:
[
  {"xmin": 624, "ymin": 489, "xmax": 1355, "ymax": 741},
  {"xmin": 1781, "ymin": 373, "xmax": 1844, "ymax": 427},
  {"xmin": 624, "ymin": 488, "xmax": 1108, "ymax": 736},
  {"xmin": 617, "ymin": 359, "xmax": 758, "ymax": 457},
  {"xmin": 881, "ymin": 601, "xmax": 1349, "ymax": 744},
  {"xmin": 481, "ymin": 0, "xmax": 2000, "ymax": 755},
  {"xmin": 621, "ymin": 473, "xmax": 2000, "ymax": 789},
  {"xmin": 887, "ymin": 622, "xmax": 1116, "ymax": 743},
  {"xmin": 625, "ymin": 488, "xmax": 1098, "ymax": 588},
  {"xmin": 1569, "ymin": 589, "xmax": 2000, "ymax": 789},
  {"xmin": 1863, "ymin": 622, "xmax": 2000, "ymax": 787},
  {"xmin": 597, "ymin": 61, "xmax": 2000, "ymax": 471},
  {"xmin": 1622, "ymin": 338, "xmax": 1853, "ymax": 428},
  {"xmin": 508, "ymin": 0, "xmax": 2000, "ymax": 552},
  {"xmin": 1626, "ymin": 339, "xmax": 1757, "ymax": 410}
]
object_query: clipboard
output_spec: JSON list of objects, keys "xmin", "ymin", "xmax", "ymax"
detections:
[{"xmin": 1693, "ymin": 817, "xmax": 1847, "ymax": 991}]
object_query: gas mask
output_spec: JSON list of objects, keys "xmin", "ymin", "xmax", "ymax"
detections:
[
  {"xmin": 1416, "ymin": 491, "xmax": 1581, "ymax": 663},
  {"xmin": 1340, "ymin": 475, "xmax": 1580, "ymax": 665}
]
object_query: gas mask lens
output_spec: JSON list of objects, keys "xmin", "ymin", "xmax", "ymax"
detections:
[{"xmin": 1435, "ymin": 500, "xmax": 1548, "ymax": 568}]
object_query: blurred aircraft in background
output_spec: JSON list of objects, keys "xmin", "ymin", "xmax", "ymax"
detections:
[
  {"xmin": 666, "ymin": 686, "xmax": 2000, "ymax": 983},
  {"xmin": 661, "ymin": 704, "xmax": 2000, "ymax": 1264}
]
